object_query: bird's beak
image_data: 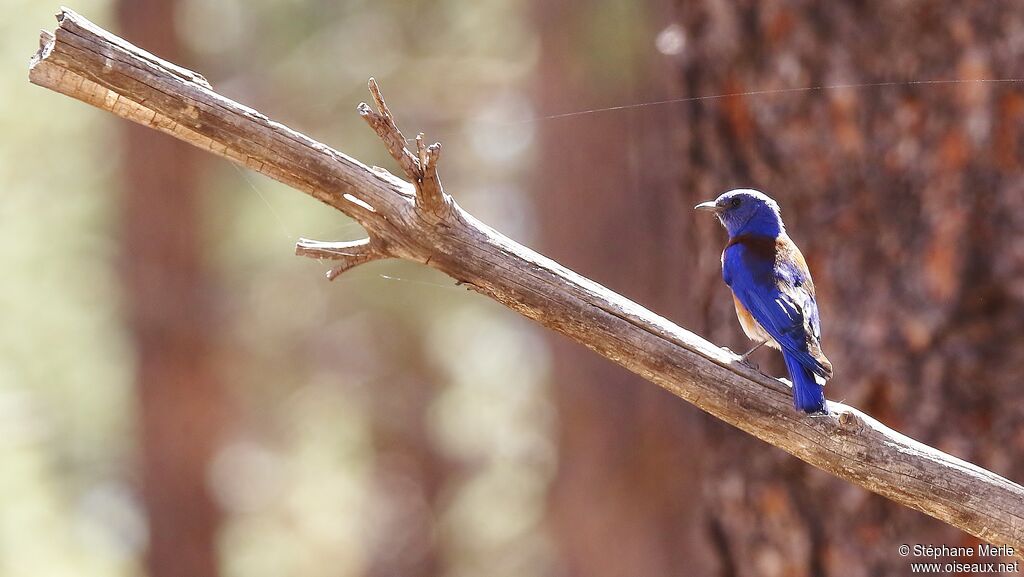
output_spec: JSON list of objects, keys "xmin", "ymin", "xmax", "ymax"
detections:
[{"xmin": 694, "ymin": 200, "xmax": 721, "ymax": 213}]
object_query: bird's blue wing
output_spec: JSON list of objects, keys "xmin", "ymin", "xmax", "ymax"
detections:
[{"xmin": 723, "ymin": 237, "xmax": 832, "ymax": 379}]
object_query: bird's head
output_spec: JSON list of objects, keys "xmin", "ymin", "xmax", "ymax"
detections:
[{"xmin": 694, "ymin": 188, "xmax": 784, "ymax": 237}]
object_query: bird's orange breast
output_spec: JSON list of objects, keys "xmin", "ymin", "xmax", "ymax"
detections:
[{"xmin": 732, "ymin": 294, "xmax": 778, "ymax": 348}]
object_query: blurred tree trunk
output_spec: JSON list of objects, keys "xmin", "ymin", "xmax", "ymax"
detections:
[
  {"xmin": 666, "ymin": 2, "xmax": 1024, "ymax": 576},
  {"xmin": 364, "ymin": 336, "xmax": 445, "ymax": 577},
  {"xmin": 117, "ymin": 2, "xmax": 224, "ymax": 577},
  {"xmin": 533, "ymin": 2, "xmax": 714, "ymax": 576}
]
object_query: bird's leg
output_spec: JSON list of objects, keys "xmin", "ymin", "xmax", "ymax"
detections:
[
  {"xmin": 740, "ymin": 339, "xmax": 767, "ymax": 360},
  {"xmin": 738, "ymin": 340, "xmax": 768, "ymax": 368}
]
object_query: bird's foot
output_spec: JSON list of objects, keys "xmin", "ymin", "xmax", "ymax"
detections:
[
  {"xmin": 722, "ymin": 346, "xmax": 760, "ymax": 370},
  {"xmin": 739, "ymin": 357, "xmax": 759, "ymax": 370}
]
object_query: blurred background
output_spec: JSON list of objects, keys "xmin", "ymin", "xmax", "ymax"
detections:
[{"xmin": 3, "ymin": 0, "xmax": 1024, "ymax": 576}]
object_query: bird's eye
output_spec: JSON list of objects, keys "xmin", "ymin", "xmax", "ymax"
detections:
[{"xmin": 731, "ymin": 198, "xmax": 742, "ymax": 208}]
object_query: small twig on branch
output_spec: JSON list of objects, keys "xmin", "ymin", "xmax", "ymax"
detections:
[
  {"xmin": 295, "ymin": 238, "xmax": 386, "ymax": 280},
  {"xmin": 418, "ymin": 141, "xmax": 445, "ymax": 211},
  {"xmin": 359, "ymin": 78, "xmax": 446, "ymax": 213},
  {"xmin": 359, "ymin": 78, "xmax": 420, "ymax": 181},
  {"xmin": 28, "ymin": 8, "xmax": 1024, "ymax": 558}
]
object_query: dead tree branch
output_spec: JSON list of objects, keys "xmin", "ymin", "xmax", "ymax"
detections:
[{"xmin": 29, "ymin": 8, "xmax": 1024, "ymax": 557}]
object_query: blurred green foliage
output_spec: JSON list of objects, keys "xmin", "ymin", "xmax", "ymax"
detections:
[
  {"xmin": 0, "ymin": 0, "xmax": 138, "ymax": 575},
  {"xmin": 1, "ymin": 0, "xmax": 555, "ymax": 576}
]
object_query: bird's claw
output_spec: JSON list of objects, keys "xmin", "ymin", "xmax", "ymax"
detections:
[
  {"xmin": 738, "ymin": 356, "xmax": 759, "ymax": 370},
  {"xmin": 721, "ymin": 346, "xmax": 759, "ymax": 370}
]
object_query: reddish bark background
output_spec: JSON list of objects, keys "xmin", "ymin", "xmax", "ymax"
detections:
[{"xmin": 671, "ymin": 2, "xmax": 1024, "ymax": 575}]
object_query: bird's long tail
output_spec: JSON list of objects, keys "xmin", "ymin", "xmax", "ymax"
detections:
[{"xmin": 783, "ymin": 351, "xmax": 827, "ymax": 414}]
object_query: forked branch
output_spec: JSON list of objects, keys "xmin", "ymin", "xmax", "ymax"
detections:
[
  {"xmin": 359, "ymin": 78, "xmax": 446, "ymax": 213},
  {"xmin": 28, "ymin": 8, "xmax": 1024, "ymax": 558}
]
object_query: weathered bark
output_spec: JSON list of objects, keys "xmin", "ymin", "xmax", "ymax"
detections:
[
  {"xmin": 28, "ymin": 8, "xmax": 1024, "ymax": 562},
  {"xmin": 115, "ymin": 2, "xmax": 222, "ymax": 577},
  {"xmin": 668, "ymin": 1, "xmax": 1024, "ymax": 574},
  {"xmin": 533, "ymin": 2, "xmax": 713, "ymax": 575}
]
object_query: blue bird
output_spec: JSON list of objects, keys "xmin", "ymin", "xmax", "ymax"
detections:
[{"xmin": 695, "ymin": 189, "xmax": 832, "ymax": 414}]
